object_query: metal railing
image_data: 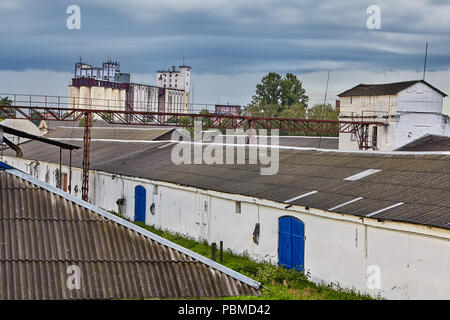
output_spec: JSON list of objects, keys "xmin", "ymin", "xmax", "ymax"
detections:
[{"xmin": 0, "ymin": 93, "xmax": 222, "ymax": 115}]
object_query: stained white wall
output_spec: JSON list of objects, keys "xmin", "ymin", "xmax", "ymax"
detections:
[
  {"xmin": 394, "ymin": 113, "xmax": 450, "ymax": 149},
  {"xmin": 3, "ymin": 155, "xmax": 450, "ymax": 300},
  {"xmin": 397, "ymin": 82, "xmax": 444, "ymax": 113},
  {"xmin": 339, "ymin": 95, "xmax": 396, "ymax": 117}
]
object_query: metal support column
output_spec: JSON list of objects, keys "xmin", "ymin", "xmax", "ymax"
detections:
[
  {"xmin": 59, "ymin": 148, "xmax": 62, "ymax": 189},
  {"xmin": 82, "ymin": 112, "xmax": 92, "ymax": 201},
  {"xmin": 69, "ymin": 149, "xmax": 72, "ymax": 194}
]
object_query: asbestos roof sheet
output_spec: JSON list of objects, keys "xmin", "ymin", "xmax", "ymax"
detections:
[
  {"xmin": 337, "ymin": 80, "xmax": 447, "ymax": 97},
  {"xmin": 0, "ymin": 169, "xmax": 260, "ymax": 300},
  {"xmin": 45, "ymin": 126, "xmax": 174, "ymax": 141},
  {"xmin": 396, "ymin": 134, "xmax": 450, "ymax": 152},
  {"xmin": 3, "ymin": 140, "xmax": 450, "ymax": 230}
]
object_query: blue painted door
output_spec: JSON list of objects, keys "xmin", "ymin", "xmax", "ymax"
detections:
[
  {"xmin": 134, "ymin": 185, "xmax": 146, "ymax": 222},
  {"xmin": 278, "ymin": 216, "xmax": 304, "ymax": 271}
]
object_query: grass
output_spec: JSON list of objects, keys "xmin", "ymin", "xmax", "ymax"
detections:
[{"xmin": 110, "ymin": 211, "xmax": 373, "ymax": 300}]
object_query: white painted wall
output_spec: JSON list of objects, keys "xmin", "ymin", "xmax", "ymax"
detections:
[
  {"xmin": 339, "ymin": 95, "xmax": 396, "ymax": 117},
  {"xmin": 397, "ymin": 82, "xmax": 444, "ymax": 113},
  {"xmin": 394, "ymin": 113, "xmax": 450, "ymax": 149},
  {"xmin": 2, "ymin": 155, "xmax": 450, "ymax": 300}
]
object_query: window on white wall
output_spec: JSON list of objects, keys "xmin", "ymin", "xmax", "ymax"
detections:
[
  {"xmin": 235, "ymin": 201, "xmax": 241, "ymax": 214},
  {"xmin": 154, "ymin": 185, "xmax": 158, "ymax": 195}
]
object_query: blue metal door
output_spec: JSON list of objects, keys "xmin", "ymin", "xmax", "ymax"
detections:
[
  {"xmin": 278, "ymin": 216, "xmax": 304, "ymax": 271},
  {"xmin": 134, "ymin": 185, "xmax": 146, "ymax": 222}
]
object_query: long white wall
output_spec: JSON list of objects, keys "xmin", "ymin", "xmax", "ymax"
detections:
[{"xmin": 2, "ymin": 155, "xmax": 450, "ymax": 300}]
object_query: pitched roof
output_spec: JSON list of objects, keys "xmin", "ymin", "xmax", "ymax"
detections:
[
  {"xmin": 396, "ymin": 134, "xmax": 450, "ymax": 152},
  {"xmin": 337, "ymin": 80, "xmax": 447, "ymax": 97},
  {"xmin": 0, "ymin": 166, "xmax": 260, "ymax": 300},
  {"xmin": 3, "ymin": 139, "xmax": 450, "ymax": 231}
]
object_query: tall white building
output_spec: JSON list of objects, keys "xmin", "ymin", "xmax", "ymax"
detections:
[
  {"xmin": 338, "ymin": 80, "xmax": 449, "ymax": 151},
  {"xmin": 156, "ymin": 65, "xmax": 191, "ymax": 92}
]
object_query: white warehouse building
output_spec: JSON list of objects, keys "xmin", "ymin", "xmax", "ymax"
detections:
[
  {"xmin": 338, "ymin": 80, "xmax": 449, "ymax": 151},
  {"xmin": 2, "ymin": 127, "xmax": 449, "ymax": 300}
]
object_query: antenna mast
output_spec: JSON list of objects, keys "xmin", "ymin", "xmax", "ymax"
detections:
[
  {"xmin": 318, "ymin": 70, "xmax": 331, "ymax": 149},
  {"xmin": 423, "ymin": 42, "xmax": 428, "ymax": 80}
]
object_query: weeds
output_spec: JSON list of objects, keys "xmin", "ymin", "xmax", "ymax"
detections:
[{"xmin": 109, "ymin": 211, "xmax": 373, "ymax": 300}]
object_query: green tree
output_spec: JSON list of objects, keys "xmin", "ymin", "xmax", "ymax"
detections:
[
  {"xmin": 244, "ymin": 98, "xmax": 279, "ymax": 118},
  {"xmin": 280, "ymin": 73, "xmax": 308, "ymax": 110},
  {"xmin": 306, "ymin": 103, "xmax": 339, "ymax": 137},
  {"xmin": 278, "ymin": 102, "xmax": 307, "ymax": 119},
  {"xmin": 0, "ymin": 97, "xmax": 13, "ymax": 121},
  {"xmin": 307, "ymin": 103, "xmax": 339, "ymax": 121},
  {"xmin": 199, "ymin": 108, "xmax": 214, "ymax": 128},
  {"xmin": 255, "ymin": 72, "xmax": 282, "ymax": 107},
  {"xmin": 245, "ymin": 72, "xmax": 308, "ymax": 118}
]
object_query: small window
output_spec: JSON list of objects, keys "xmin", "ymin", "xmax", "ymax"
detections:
[
  {"xmin": 235, "ymin": 201, "xmax": 241, "ymax": 214},
  {"xmin": 154, "ymin": 185, "xmax": 158, "ymax": 195}
]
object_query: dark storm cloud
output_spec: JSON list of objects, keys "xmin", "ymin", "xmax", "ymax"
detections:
[{"xmin": 0, "ymin": 0, "xmax": 449, "ymax": 74}]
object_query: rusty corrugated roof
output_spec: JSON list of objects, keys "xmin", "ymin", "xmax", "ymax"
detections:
[{"xmin": 0, "ymin": 168, "xmax": 260, "ymax": 300}]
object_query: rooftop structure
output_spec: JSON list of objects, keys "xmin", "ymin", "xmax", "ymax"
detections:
[
  {"xmin": 74, "ymin": 58, "xmax": 130, "ymax": 83},
  {"xmin": 338, "ymin": 80, "xmax": 449, "ymax": 151}
]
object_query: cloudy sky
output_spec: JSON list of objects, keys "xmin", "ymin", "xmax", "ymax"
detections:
[{"xmin": 0, "ymin": 0, "xmax": 449, "ymax": 113}]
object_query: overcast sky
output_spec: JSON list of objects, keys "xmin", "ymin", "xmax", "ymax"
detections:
[{"xmin": 1, "ymin": 0, "xmax": 449, "ymax": 113}]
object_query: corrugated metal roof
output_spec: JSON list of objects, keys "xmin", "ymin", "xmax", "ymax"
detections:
[
  {"xmin": 0, "ymin": 168, "xmax": 260, "ymax": 299},
  {"xmin": 3, "ymin": 140, "xmax": 450, "ymax": 230},
  {"xmin": 337, "ymin": 80, "xmax": 447, "ymax": 97}
]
